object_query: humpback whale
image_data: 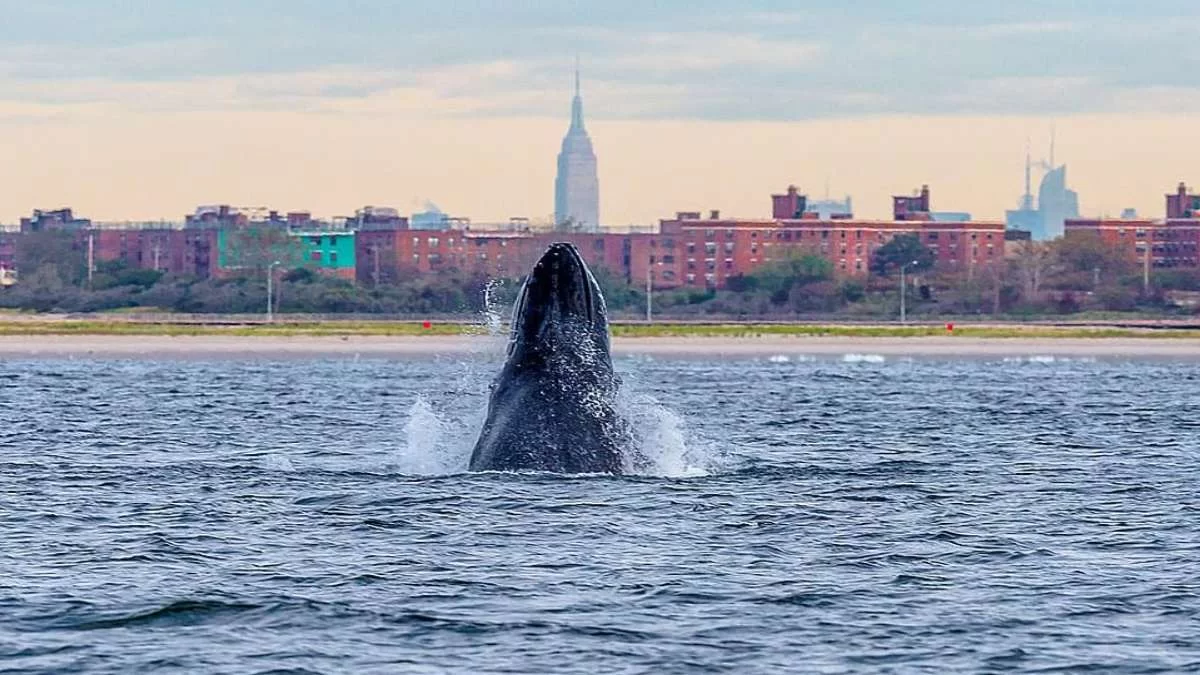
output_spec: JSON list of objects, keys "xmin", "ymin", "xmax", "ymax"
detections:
[{"xmin": 469, "ymin": 242, "xmax": 628, "ymax": 474}]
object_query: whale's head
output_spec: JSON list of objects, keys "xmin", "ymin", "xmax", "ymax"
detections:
[{"xmin": 507, "ymin": 242, "xmax": 611, "ymax": 369}]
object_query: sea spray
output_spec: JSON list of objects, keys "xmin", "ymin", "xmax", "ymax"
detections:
[
  {"xmin": 394, "ymin": 395, "xmax": 467, "ymax": 475},
  {"xmin": 617, "ymin": 390, "xmax": 714, "ymax": 477}
]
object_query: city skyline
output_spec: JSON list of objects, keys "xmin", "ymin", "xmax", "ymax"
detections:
[{"xmin": 0, "ymin": 2, "xmax": 1197, "ymax": 225}]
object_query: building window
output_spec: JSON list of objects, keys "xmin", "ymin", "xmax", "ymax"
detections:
[
  {"xmin": 662, "ymin": 255, "xmax": 675, "ymax": 264},
  {"xmin": 724, "ymin": 258, "xmax": 734, "ymax": 270},
  {"xmin": 724, "ymin": 241, "xmax": 734, "ymax": 253},
  {"xmin": 430, "ymin": 237, "xmax": 439, "ymax": 247},
  {"xmin": 928, "ymin": 232, "xmax": 939, "ymax": 241},
  {"xmin": 330, "ymin": 251, "xmax": 338, "ymax": 264},
  {"xmin": 311, "ymin": 251, "xmax": 322, "ymax": 262},
  {"xmin": 705, "ymin": 230, "xmax": 715, "ymax": 241},
  {"xmin": 705, "ymin": 243, "xmax": 717, "ymax": 255},
  {"xmin": 687, "ymin": 242, "xmax": 696, "ymax": 254},
  {"xmin": 822, "ymin": 230, "xmax": 830, "ymax": 239},
  {"xmin": 594, "ymin": 239, "xmax": 604, "ymax": 251}
]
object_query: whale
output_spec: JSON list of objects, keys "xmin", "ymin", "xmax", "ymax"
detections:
[{"xmin": 469, "ymin": 242, "xmax": 628, "ymax": 474}]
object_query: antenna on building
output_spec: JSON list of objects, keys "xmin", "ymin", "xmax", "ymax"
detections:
[
  {"xmin": 574, "ymin": 54, "xmax": 581, "ymax": 98},
  {"xmin": 1020, "ymin": 137, "xmax": 1034, "ymax": 210},
  {"xmin": 1049, "ymin": 123, "xmax": 1056, "ymax": 169}
]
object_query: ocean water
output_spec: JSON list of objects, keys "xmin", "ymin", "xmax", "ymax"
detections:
[{"xmin": 2, "ymin": 349, "xmax": 1199, "ymax": 673}]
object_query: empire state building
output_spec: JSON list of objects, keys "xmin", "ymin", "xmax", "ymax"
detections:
[{"xmin": 554, "ymin": 69, "xmax": 600, "ymax": 231}]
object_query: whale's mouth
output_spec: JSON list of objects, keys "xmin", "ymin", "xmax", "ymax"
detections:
[{"xmin": 510, "ymin": 242, "xmax": 608, "ymax": 354}]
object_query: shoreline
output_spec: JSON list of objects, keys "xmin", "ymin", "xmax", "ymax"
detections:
[{"xmin": 1, "ymin": 334, "xmax": 1199, "ymax": 358}]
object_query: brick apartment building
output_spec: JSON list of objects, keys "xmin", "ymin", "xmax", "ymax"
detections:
[
  {"xmin": 5, "ymin": 186, "xmax": 1008, "ymax": 292},
  {"xmin": 638, "ymin": 186, "xmax": 1004, "ymax": 289},
  {"xmin": 1065, "ymin": 182, "xmax": 1200, "ymax": 268}
]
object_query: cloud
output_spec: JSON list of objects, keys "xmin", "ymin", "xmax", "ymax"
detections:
[{"xmin": 0, "ymin": 1, "xmax": 1196, "ymax": 121}]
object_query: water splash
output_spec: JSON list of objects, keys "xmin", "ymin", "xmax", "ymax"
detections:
[
  {"xmin": 618, "ymin": 391, "xmax": 714, "ymax": 478},
  {"xmin": 393, "ymin": 382, "xmax": 714, "ymax": 478},
  {"xmin": 483, "ymin": 279, "xmax": 505, "ymax": 337},
  {"xmin": 394, "ymin": 395, "xmax": 470, "ymax": 475}
]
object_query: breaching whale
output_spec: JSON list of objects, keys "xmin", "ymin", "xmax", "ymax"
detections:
[{"xmin": 469, "ymin": 242, "xmax": 628, "ymax": 474}]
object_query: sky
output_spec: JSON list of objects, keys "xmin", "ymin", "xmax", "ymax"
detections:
[{"xmin": 1, "ymin": 0, "xmax": 1197, "ymax": 225}]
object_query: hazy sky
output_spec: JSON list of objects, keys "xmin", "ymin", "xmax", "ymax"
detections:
[{"xmin": 1, "ymin": 1, "xmax": 1197, "ymax": 224}]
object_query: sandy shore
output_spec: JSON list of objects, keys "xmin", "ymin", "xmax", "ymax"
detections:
[{"xmin": 0, "ymin": 334, "xmax": 1198, "ymax": 359}]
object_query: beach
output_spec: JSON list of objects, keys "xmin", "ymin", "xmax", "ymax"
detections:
[{"xmin": 1, "ymin": 334, "xmax": 1198, "ymax": 358}]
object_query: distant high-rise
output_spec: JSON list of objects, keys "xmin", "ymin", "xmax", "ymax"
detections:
[
  {"xmin": 1005, "ymin": 136, "xmax": 1080, "ymax": 240},
  {"xmin": 554, "ymin": 65, "xmax": 600, "ymax": 231},
  {"xmin": 1037, "ymin": 165, "xmax": 1080, "ymax": 239}
]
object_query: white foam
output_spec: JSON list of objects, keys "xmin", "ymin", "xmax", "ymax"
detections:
[
  {"xmin": 768, "ymin": 355, "xmax": 790, "ymax": 363},
  {"xmin": 262, "ymin": 454, "xmax": 295, "ymax": 472},
  {"xmin": 393, "ymin": 395, "xmax": 472, "ymax": 475},
  {"xmin": 843, "ymin": 353, "xmax": 886, "ymax": 363},
  {"xmin": 617, "ymin": 389, "xmax": 717, "ymax": 478}
]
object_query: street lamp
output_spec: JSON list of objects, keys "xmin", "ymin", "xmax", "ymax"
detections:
[
  {"xmin": 266, "ymin": 260, "xmax": 281, "ymax": 323},
  {"xmin": 899, "ymin": 259, "xmax": 919, "ymax": 324},
  {"xmin": 645, "ymin": 258, "xmax": 653, "ymax": 323}
]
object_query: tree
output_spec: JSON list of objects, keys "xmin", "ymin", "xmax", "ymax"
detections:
[
  {"xmin": 15, "ymin": 231, "xmax": 86, "ymax": 287},
  {"xmin": 745, "ymin": 252, "xmax": 833, "ymax": 304},
  {"xmin": 222, "ymin": 226, "xmax": 307, "ymax": 275},
  {"xmin": 870, "ymin": 233, "xmax": 936, "ymax": 277},
  {"xmin": 1054, "ymin": 231, "xmax": 1134, "ymax": 280},
  {"xmin": 1010, "ymin": 240, "xmax": 1057, "ymax": 299}
]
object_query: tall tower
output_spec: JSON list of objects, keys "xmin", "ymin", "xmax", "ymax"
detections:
[{"xmin": 554, "ymin": 63, "xmax": 600, "ymax": 231}]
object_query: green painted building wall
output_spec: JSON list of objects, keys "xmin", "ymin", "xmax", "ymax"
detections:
[
  {"xmin": 217, "ymin": 228, "xmax": 356, "ymax": 279},
  {"xmin": 294, "ymin": 231, "xmax": 356, "ymax": 276}
]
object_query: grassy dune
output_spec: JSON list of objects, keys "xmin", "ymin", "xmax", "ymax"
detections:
[{"xmin": 1, "ymin": 319, "xmax": 1199, "ymax": 339}]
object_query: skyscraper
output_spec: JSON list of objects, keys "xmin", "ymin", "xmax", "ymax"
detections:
[
  {"xmin": 554, "ymin": 66, "xmax": 599, "ymax": 231},
  {"xmin": 1005, "ymin": 135, "xmax": 1081, "ymax": 241}
]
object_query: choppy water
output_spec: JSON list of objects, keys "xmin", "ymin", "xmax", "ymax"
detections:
[{"xmin": 2, "ymin": 349, "xmax": 1199, "ymax": 673}]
